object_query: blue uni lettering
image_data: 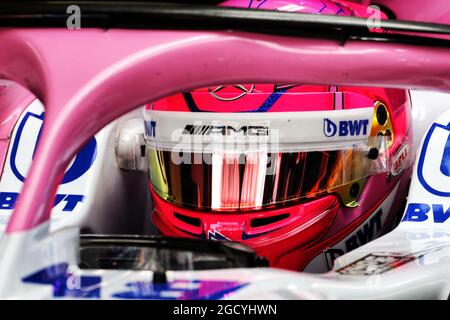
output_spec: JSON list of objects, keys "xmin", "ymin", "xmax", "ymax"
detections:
[
  {"xmin": 403, "ymin": 203, "xmax": 450, "ymax": 223},
  {"xmin": 113, "ymin": 280, "xmax": 247, "ymax": 300},
  {"xmin": 22, "ymin": 263, "xmax": 101, "ymax": 298},
  {"xmin": 0, "ymin": 192, "xmax": 84, "ymax": 212}
]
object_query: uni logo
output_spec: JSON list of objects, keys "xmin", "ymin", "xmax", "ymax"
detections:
[
  {"xmin": 10, "ymin": 111, "xmax": 97, "ymax": 184},
  {"xmin": 417, "ymin": 122, "xmax": 450, "ymax": 197},
  {"xmin": 323, "ymin": 118, "xmax": 369, "ymax": 137}
]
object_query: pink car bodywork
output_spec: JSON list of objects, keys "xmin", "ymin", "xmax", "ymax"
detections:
[
  {"xmin": 374, "ymin": 0, "xmax": 450, "ymax": 24},
  {"xmin": 0, "ymin": 0, "xmax": 448, "ymax": 300},
  {"xmin": 0, "ymin": 81, "xmax": 35, "ymax": 176},
  {"xmin": 221, "ymin": 0, "xmax": 370, "ymax": 16},
  {"xmin": 1, "ymin": 27, "xmax": 449, "ymax": 236}
]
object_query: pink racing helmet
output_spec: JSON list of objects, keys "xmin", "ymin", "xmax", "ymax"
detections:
[{"xmin": 143, "ymin": 0, "xmax": 413, "ymax": 272}]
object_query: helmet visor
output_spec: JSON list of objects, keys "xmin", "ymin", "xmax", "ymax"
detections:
[{"xmin": 145, "ymin": 108, "xmax": 390, "ymax": 211}]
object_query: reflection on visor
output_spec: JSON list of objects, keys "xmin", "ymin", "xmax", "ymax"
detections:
[{"xmin": 148, "ymin": 141, "xmax": 389, "ymax": 211}]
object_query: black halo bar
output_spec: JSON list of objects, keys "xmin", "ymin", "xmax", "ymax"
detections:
[{"xmin": 0, "ymin": 1, "xmax": 450, "ymax": 47}]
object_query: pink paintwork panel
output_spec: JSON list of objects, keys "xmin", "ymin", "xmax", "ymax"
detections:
[
  {"xmin": 151, "ymin": 89, "xmax": 375, "ymax": 112},
  {"xmin": 221, "ymin": 0, "xmax": 375, "ymax": 18},
  {"xmin": 0, "ymin": 80, "xmax": 34, "ymax": 177},
  {"xmin": 374, "ymin": 0, "xmax": 450, "ymax": 24},
  {"xmin": 0, "ymin": 28, "xmax": 448, "ymax": 233}
]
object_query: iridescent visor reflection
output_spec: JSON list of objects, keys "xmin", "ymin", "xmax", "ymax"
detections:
[
  {"xmin": 145, "ymin": 107, "xmax": 389, "ymax": 211},
  {"xmin": 148, "ymin": 145, "xmax": 388, "ymax": 211}
]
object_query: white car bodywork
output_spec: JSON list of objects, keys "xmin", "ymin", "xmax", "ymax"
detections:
[{"xmin": 0, "ymin": 90, "xmax": 449, "ymax": 299}]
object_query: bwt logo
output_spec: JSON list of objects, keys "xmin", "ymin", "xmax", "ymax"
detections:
[
  {"xmin": 403, "ymin": 203, "xmax": 450, "ymax": 223},
  {"xmin": 323, "ymin": 118, "xmax": 369, "ymax": 137},
  {"xmin": 325, "ymin": 209, "xmax": 382, "ymax": 269},
  {"xmin": 417, "ymin": 122, "xmax": 450, "ymax": 197},
  {"xmin": 0, "ymin": 192, "xmax": 84, "ymax": 212}
]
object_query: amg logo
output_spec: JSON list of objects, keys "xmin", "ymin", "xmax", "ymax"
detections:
[{"xmin": 183, "ymin": 125, "xmax": 269, "ymax": 136}]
